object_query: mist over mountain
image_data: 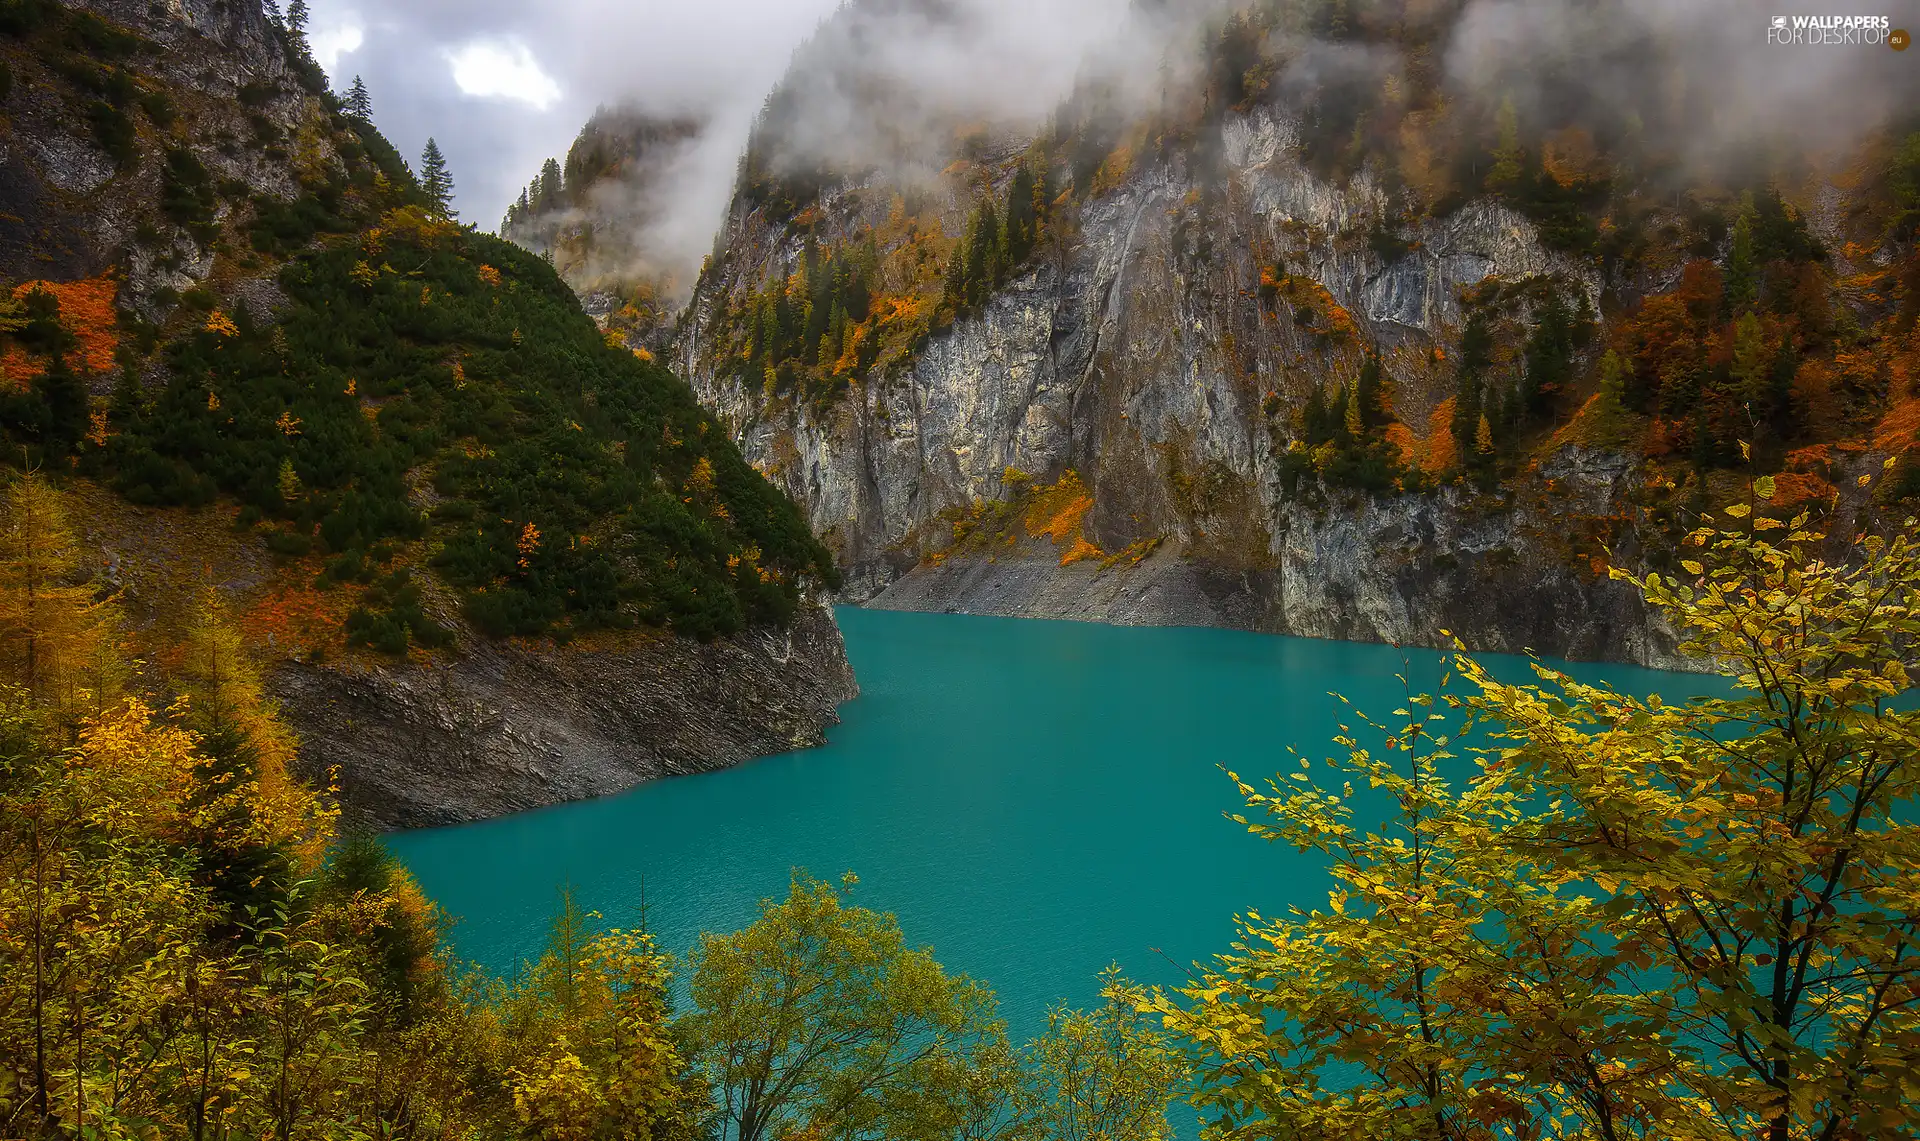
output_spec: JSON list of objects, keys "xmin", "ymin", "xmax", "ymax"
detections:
[{"xmin": 501, "ymin": 0, "xmax": 1917, "ymax": 320}]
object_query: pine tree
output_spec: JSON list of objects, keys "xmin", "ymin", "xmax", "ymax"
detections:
[
  {"xmin": 0, "ymin": 472, "xmax": 124, "ymax": 725},
  {"xmin": 535, "ymin": 158, "xmax": 563, "ymax": 213},
  {"xmin": 1519, "ymin": 290, "xmax": 1573, "ymax": 426},
  {"xmin": 1485, "ymin": 95, "xmax": 1523, "ymax": 193},
  {"xmin": 419, "ymin": 138, "xmax": 455, "ymax": 219},
  {"xmin": 1731, "ymin": 311, "xmax": 1770, "ymax": 407},
  {"xmin": 343, "ymin": 76, "xmax": 372, "ymax": 121},
  {"xmin": 1726, "ymin": 203, "xmax": 1758, "ymax": 311},
  {"xmin": 262, "ymin": 0, "xmax": 283, "ymax": 27},
  {"xmin": 286, "ymin": 0, "xmax": 308, "ymax": 38}
]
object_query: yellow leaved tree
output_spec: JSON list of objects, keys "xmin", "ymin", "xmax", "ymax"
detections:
[
  {"xmin": 0, "ymin": 470, "xmax": 125, "ymax": 730},
  {"xmin": 1158, "ymin": 476, "xmax": 1920, "ymax": 1141}
]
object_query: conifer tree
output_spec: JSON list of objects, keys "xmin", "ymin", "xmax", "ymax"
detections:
[
  {"xmin": 535, "ymin": 157, "xmax": 563, "ymax": 213},
  {"xmin": 343, "ymin": 76, "xmax": 372, "ymax": 121},
  {"xmin": 1485, "ymin": 95, "xmax": 1523, "ymax": 192},
  {"xmin": 419, "ymin": 138, "xmax": 456, "ymax": 219},
  {"xmin": 286, "ymin": 0, "xmax": 308, "ymax": 39},
  {"xmin": 1727, "ymin": 203, "xmax": 1758, "ymax": 311},
  {"xmin": 0, "ymin": 472, "xmax": 122, "ymax": 726}
]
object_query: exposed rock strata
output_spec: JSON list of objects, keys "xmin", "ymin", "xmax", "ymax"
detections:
[
  {"xmin": 272, "ymin": 601, "xmax": 858, "ymax": 831},
  {"xmin": 677, "ymin": 110, "xmax": 1687, "ymax": 665}
]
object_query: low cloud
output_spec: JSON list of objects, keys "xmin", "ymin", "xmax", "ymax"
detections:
[{"xmin": 444, "ymin": 38, "xmax": 564, "ymax": 112}]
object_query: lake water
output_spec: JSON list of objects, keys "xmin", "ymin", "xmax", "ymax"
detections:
[{"xmin": 391, "ymin": 607, "xmax": 1702, "ymax": 1048}]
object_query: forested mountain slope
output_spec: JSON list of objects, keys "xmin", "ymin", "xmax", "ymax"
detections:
[
  {"xmin": 0, "ymin": 0, "xmax": 854, "ymax": 826},
  {"xmin": 500, "ymin": 106, "xmax": 705, "ymax": 351},
  {"xmin": 668, "ymin": 0, "xmax": 1920, "ymax": 666}
]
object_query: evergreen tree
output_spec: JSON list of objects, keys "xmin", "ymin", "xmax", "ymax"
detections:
[
  {"xmin": 1518, "ymin": 289, "xmax": 1574, "ymax": 426},
  {"xmin": 1355, "ymin": 351, "xmax": 1386, "ymax": 431},
  {"xmin": 419, "ymin": 138, "xmax": 455, "ymax": 219},
  {"xmin": 262, "ymin": 0, "xmax": 283, "ymax": 27},
  {"xmin": 1451, "ymin": 310, "xmax": 1493, "ymax": 468},
  {"xmin": 286, "ymin": 0, "xmax": 308, "ymax": 38},
  {"xmin": 1727, "ymin": 202, "xmax": 1758, "ymax": 311},
  {"xmin": 343, "ymin": 76, "xmax": 372, "ymax": 121},
  {"xmin": 1485, "ymin": 95, "xmax": 1523, "ymax": 192},
  {"xmin": 535, "ymin": 158, "xmax": 563, "ymax": 213}
]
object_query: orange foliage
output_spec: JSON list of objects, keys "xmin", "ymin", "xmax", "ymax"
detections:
[
  {"xmin": 1, "ymin": 276, "xmax": 120, "ymax": 386},
  {"xmin": 1541, "ymin": 127, "xmax": 1605, "ymax": 187},
  {"xmin": 1769, "ymin": 470, "xmax": 1838, "ymax": 508},
  {"xmin": 1279, "ymin": 276, "xmax": 1361, "ymax": 343},
  {"xmin": 1059, "ymin": 537, "xmax": 1104, "ymax": 567},
  {"xmin": 1423, "ymin": 398, "xmax": 1458, "ymax": 473},
  {"xmin": 1024, "ymin": 471, "xmax": 1094, "ymax": 545},
  {"xmin": 1873, "ymin": 390, "xmax": 1920, "ymax": 453},
  {"xmin": 1383, "ymin": 421, "xmax": 1419, "ymax": 468},
  {"xmin": 1784, "ymin": 443, "xmax": 1833, "ymax": 472},
  {"xmin": 240, "ymin": 575, "xmax": 353, "ymax": 658}
]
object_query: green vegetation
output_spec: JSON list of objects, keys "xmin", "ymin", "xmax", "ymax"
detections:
[
  {"xmin": 943, "ymin": 159, "xmax": 1052, "ymax": 315},
  {"xmin": 0, "ymin": 3, "xmax": 834, "ymax": 649},
  {"xmin": 0, "ymin": 472, "xmax": 1187, "ymax": 1138},
  {"xmin": 9, "ymin": 434, "xmax": 1918, "ymax": 1141},
  {"xmin": 103, "ymin": 209, "xmax": 833, "ymax": 643},
  {"xmin": 1280, "ymin": 351, "xmax": 1419, "ymax": 497},
  {"xmin": 1156, "ymin": 479, "xmax": 1920, "ymax": 1140}
]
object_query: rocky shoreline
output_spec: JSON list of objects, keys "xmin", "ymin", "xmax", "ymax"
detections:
[{"xmin": 272, "ymin": 599, "xmax": 859, "ymax": 831}]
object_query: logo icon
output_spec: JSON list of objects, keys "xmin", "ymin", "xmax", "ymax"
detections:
[
  {"xmin": 1771, "ymin": 15, "xmax": 1789, "ymax": 29},
  {"xmin": 1893, "ymin": 27, "xmax": 1912, "ymax": 49}
]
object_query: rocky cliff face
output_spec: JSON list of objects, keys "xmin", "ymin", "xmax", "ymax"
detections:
[
  {"xmin": 6, "ymin": 0, "xmax": 858, "ymax": 827},
  {"xmin": 675, "ymin": 107, "xmax": 1702, "ymax": 665},
  {"xmin": 272, "ymin": 599, "xmax": 856, "ymax": 830}
]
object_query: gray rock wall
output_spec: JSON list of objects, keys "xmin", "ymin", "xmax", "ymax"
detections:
[
  {"xmin": 272, "ymin": 599, "xmax": 858, "ymax": 831},
  {"xmin": 678, "ymin": 109, "xmax": 1680, "ymax": 666}
]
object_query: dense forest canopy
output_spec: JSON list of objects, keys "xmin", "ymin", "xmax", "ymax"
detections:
[{"xmin": 0, "ymin": 0, "xmax": 834, "ymax": 648}]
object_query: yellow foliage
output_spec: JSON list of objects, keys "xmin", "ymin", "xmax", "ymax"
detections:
[
  {"xmin": 1424, "ymin": 398, "xmax": 1458, "ymax": 473},
  {"xmin": 511, "ymin": 1036, "xmax": 599, "ymax": 1141},
  {"xmin": 1060, "ymin": 537, "xmax": 1105, "ymax": 567},
  {"xmin": 0, "ymin": 471, "xmax": 125, "ymax": 725},
  {"xmin": 176, "ymin": 580, "xmax": 332, "ymax": 861},
  {"xmin": 1382, "ymin": 421, "xmax": 1419, "ymax": 469},
  {"xmin": 1023, "ymin": 470, "xmax": 1095, "ymax": 546},
  {"xmin": 380, "ymin": 205, "xmax": 460, "ymax": 247},
  {"xmin": 204, "ymin": 309, "xmax": 239, "ymax": 337}
]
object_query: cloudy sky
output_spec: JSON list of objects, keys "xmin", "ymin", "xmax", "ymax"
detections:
[{"xmin": 304, "ymin": 0, "xmax": 846, "ymax": 230}]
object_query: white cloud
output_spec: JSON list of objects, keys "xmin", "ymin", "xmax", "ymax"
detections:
[
  {"xmin": 309, "ymin": 17, "xmax": 364, "ymax": 78},
  {"xmin": 444, "ymin": 38, "xmax": 564, "ymax": 111}
]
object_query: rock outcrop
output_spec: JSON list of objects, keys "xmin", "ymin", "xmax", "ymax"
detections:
[
  {"xmin": 7, "ymin": 0, "xmax": 859, "ymax": 828},
  {"xmin": 675, "ymin": 106, "xmax": 1691, "ymax": 665},
  {"xmin": 273, "ymin": 600, "xmax": 857, "ymax": 830}
]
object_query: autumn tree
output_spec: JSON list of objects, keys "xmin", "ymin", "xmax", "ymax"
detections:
[
  {"xmin": 1027, "ymin": 968, "xmax": 1187, "ymax": 1141},
  {"xmin": 683, "ymin": 871, "xmax": 1017, "ymax": 1141},
  {"xmin": 1155, "ymin": 475, "xmax": 1920, "ymax": 1141},
  {"xmin": 0, "ymin": 471, "xmax": 123, "ymax": 729}
]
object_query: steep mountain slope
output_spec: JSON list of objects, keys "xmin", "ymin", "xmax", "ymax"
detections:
[
  {"xmin": 501, "ymin": 107, "xmax": 707, "ymax": 351},
  {"xmin": 671, "ymin": 0, "xmax": 1920, "ymax": 667},
  {"xmin": 0, "ymin": 0, "xmax": 854, "ymax": 827}
]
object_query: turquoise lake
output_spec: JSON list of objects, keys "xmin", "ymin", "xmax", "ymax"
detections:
[{"xmin": 391, "ymin": 607, "xmax": 1703, "ymax": 1047}]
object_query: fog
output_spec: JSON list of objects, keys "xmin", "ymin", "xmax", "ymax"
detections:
[{"xmin": 306, "ymin": 0, "xmax": 1920, "ymax": 300}]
